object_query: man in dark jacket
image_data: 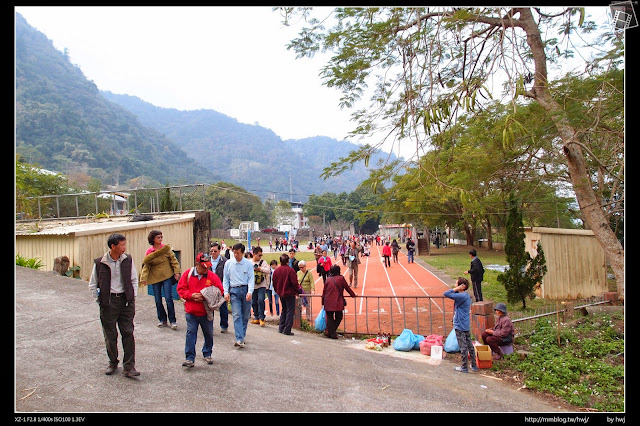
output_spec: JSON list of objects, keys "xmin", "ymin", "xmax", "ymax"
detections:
[
  {"xmin": 88, "ymin": 233, "xmax": 140, "ymax": 378},
  {"xmin": 209, "ymin": 243, "xmax": 229, "ymax": 333},
  {"xmin": 272, "ymin": 254, "xmax": 301, "ymax": 336},
  {"xmin": 464, "ymin": 249, "xmax": 484, "ymax": 302},
  {"xmin": 288, "ymin": 248, "xmax": 300, "ymax": 272}
]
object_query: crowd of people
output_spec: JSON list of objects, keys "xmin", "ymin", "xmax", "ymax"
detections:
[{"xmin": 88, "ymin": 230, "xmax": 506, "ymax": 378}]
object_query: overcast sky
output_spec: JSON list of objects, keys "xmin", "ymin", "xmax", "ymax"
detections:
[
  {"xmin": 16, "ymin": 6, "xmax": 617, "ymax": 161},
  {"xmin": 16, "ymin": 7, "xmax": 354, "ymax": 139}
]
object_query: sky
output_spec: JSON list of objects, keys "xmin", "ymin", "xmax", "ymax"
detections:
[
  {"xmin": 15, "ymin": 6, "xmax": 617, "ymax": 162},
  {"xmin": 15, "ymin": 7, "xmax": 355, "ymax": 140}
]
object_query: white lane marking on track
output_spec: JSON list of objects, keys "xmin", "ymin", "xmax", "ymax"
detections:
[
  {"xmin": 396, "ymin": 261, "xmax": 445, "ymax": 314},
  {"xmin": 359, "ymin": 252, "xmax": 373, "ymax": 314},
  {"xmin": 375, "ymin": 244, "xmax": 403, "ymax": 314}
]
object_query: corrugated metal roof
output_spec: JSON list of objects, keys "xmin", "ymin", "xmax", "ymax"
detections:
[{"xmin": 16, "ymin": 213, "xmax": 196, "ymax": 237}]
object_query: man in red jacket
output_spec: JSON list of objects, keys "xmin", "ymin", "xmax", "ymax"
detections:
[
  {"xmin": 177, "ymin": 252, "xmax": 224, "ymax": 368},
  {"xmin": 272, "ymin": 254, "xmax": 301, "ymax": 336}
]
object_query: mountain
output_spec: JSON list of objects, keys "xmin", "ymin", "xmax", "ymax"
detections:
[
  {"xmin": 15, "ymin": 12, "xmax": 393, "ymax": 200},
  {"xmin": 101, "ymin": 91, "xmax": 386, "ymax": 199},
  {"xmin": 15, "ymin": 12, "xmax": 212, "ymax": 186}
]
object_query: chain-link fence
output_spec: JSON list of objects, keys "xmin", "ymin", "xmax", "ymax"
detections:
[{"xmin": 16, "ymin": 184, "xmax": 207, "ymax": 221}]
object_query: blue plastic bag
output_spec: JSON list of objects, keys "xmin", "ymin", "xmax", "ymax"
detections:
[
  {"xmin": 413, "ymin": 333, "xmax": 425, "ymax": 350},
  {"xmin": 315, "ymin": 308, "xmax": 327, "ymax": 332},
  {"xmin": 393, "ymin": 329, "xmax": 415, "ymax": 351},
  {"xmin": 444, "ymin": 329, "xmax": 460, "ymax": 353}
]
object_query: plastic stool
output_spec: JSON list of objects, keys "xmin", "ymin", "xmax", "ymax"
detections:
[{"xmin": 499, "ymin": 344, "xmax": 514, "ymax": 355}]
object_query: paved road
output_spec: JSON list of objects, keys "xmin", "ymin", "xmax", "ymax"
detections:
[{"xmin": 15, "ymin": 266, "xmax": 573, "ymax": 414}]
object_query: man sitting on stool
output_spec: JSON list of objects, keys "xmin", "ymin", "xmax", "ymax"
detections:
[{"xmin": 481, "ymin": 303, "xmax": 514, "ymax": 360}]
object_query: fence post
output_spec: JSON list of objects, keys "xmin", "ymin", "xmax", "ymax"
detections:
[
  {"xmin": 293, "ymin": 297, "xmax": 302, "ymax": 329},
  {"xmin": 471, "ymin": 301, "xmax": 494, "ymax": 341}
]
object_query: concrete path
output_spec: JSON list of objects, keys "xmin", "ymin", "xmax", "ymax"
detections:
[{"xmin": 15, "ymin": 266, "xmax": 573, "ymax": 414}]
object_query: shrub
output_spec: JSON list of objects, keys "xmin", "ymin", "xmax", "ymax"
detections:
[{"xmin": 16, "ymin": 254, "xmax": 43, "ymax": 270}]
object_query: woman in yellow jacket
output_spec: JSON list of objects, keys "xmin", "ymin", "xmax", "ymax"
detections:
[
  {"xmin": 140, "ymin": 230, "xmax": 181, "ymax": 329},
  {"xmin": 297, "ymin": 261, "xmax": 314, "ymax": 320}
]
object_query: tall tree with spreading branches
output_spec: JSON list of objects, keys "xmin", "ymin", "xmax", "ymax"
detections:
[{"xmin": 281, "ymin": 7, "xmax": 624, "ymax": 298}]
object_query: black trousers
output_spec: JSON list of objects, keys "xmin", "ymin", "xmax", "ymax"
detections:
[
  {"xmin": 279, "ymin": 295, "xmax": 296, "ymax": 334},
  {"xmin": 472, "ymin": 280, "xmax": 483, "ymax": 302},
  {"xmin": 326, "ymin": 310, "xmax": 343, "ymax": 338},
  {"xmin": 100, "ymin": 294, "xmax": 136, "ymax": 370}
]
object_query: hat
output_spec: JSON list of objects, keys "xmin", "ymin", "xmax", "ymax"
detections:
[
  {"xmin": 196, "ymin": 252, "xmax": 212, "ymax": 268},
  {"xmin": 494, "ymin": 303, "xmax": 507, "ymax": 314}
]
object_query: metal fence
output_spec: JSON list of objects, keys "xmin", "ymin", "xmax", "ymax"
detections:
[
  {"xmin": 297, "ymin": 294, "xmax": 614, "ymax": 339},
  {"xmin": 16, "ymin": 184, "xmax": 207, "ymax": 221},
  {"xmin": 300, "ymin": 294, "xmax": 454, "ymax": 338},
  {"xmin": 509, "ymin": 295, "xmax": 612, "ymax": 337}
]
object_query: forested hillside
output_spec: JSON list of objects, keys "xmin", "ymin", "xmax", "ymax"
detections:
[
  {"xmin": 15, "ymin": 13, "xmax": 212, "ymax": 186},
  {"xmin": 15, "ymin": 11, "xmax": 393, "ymax": 199},
  {"xmin": 102, "ymin": 92, "xmax": 392, "ymax": 199}
]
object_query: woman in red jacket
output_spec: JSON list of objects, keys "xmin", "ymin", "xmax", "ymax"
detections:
[
  {"xmin": 317, "ymin": 249, "xmax": 332, "ymax": 284},
  {"xmin": 382, "ymin": 241, "xmax": 392, "ymax": 267},
  {"xmin": 321, "ymin": 265, "xmax": 356, "ymax": 339}
]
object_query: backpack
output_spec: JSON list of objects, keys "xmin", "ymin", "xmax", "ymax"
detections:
[{"xmin": 254, "ymin": 260, "xmax": 266, "ymax": 284}]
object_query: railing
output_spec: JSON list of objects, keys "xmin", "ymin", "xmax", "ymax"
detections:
[
  {"xmin": 299, "ymin": 294, "xmax": 454, "ymax": 338},
  {"xmin": 16, "ymin": 184, "xmax": 207, "ymax": 221},
  {"xmin": 509, "ymin": 295, "xmax": 612, "ymax": 337},
  {"xmin": 296, "ymin": 293, "xmax": 615, "ymax": 339}
]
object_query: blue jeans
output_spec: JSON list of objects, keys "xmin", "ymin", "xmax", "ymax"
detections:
[
  {"xmin": 219, "ymin": 299, "xmax": 229, "ymax": 330},
  {"xmin": 407, "ymin": 251, "xmax": 414, "ymax": 263},
  {"xmin": 266, "ymin": 289, "xmax": 280, "ymax": 315},
  {"xmin": 184, "ymin": 313, "xmax": 213, "ymax": 362},
  {"xmin": 252, "ymin": 287, "xmax": 266, "ymax": 320},
  {"xmin": 151, "ymin": 277, "xmax": 176, "ymax": 324},
  {"xmin": 230, "ymin": 285, "xmax": 251, "ymax": 343}
]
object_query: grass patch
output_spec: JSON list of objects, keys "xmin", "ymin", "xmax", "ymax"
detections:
[
  {"xmin": 420, "ymin": 244, "xmax": 624, "ymax": 412},
  {"xmin": 495, "ymin": 312, "xmax": 624, "ymax": 412},
  {"xmin": 419, "ymin": 244, "xmax": 550, "ymax": 314},
  {"xmin": 209, "ymin": 238, "xmax": 317, "ymax": 265}
]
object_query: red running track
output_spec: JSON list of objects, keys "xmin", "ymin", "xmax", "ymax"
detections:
[{"xmin": 303, "ymin": 244, "xmax": 457, "ymax": 336}]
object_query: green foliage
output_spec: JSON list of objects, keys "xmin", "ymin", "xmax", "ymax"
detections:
[
  {"xmin": 304, "ymin": 184, "xmax": 385, "ymax": 234},
  {"xmin": 206, "ymin": 182, "xmax": 268, "ymax": 229},
  {"xmin": 16, "ymin": 254, "xmax": 44, "ymax": 270},
  {"xmin": 497, "ymin": 195, "xmax": 547, "ymax": 309},
  {"xmin": 159, "ymin": 187, "xmax": 176, "ymax": 212},
  {"xmin": 65, "ymin": 265, "xmax": 82, "ymax": 279},
  {"xmin": 496, "ymin": 313, "xmax": 624, "ymax": 411}
]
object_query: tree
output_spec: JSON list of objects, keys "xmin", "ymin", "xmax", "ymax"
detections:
[
  {"xmin": 205, "ymin": 182, "xmax": 266, "ymax": 229},
  {"xmin": 16, "ymin": 156, "xmax": 67, "ymax": 219},
  {"xmin": 497, "ymin": 195, "xmax": 547, "ymax": 309},
  {"xmin": 282, "ymin": 7, "xmax": 624, "ymax": 297}
]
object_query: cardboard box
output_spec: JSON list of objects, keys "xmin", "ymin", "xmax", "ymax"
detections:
[
  {"xmin": 471, "ymin": 301, "xmax": 494, "ymax": 315},
  {"xmin": 474, "ymin": 344, "xmax": 492, "ymax": 368}
]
